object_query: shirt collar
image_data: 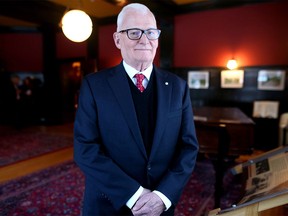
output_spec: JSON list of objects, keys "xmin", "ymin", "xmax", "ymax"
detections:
[{"xmin": 123, "ymin": 61, "xmax": 153, "ymax": 81}]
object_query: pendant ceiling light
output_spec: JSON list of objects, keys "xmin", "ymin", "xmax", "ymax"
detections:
[
  {"xmin": 61, "ymin": 9, "xmax": 93, "ymax": 43},
  {"xmin": 226, "ymin": 59, "xmax": 238, "ymax": 70}
]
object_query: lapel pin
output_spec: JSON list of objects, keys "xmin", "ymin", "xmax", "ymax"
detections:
[{"xmin": 165, "ymin": 82, "xmax": 169, "ymax": 85}]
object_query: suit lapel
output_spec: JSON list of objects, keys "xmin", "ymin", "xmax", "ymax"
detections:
[
  {"xmin": 150, "ymin": 68, "xmax": 172, "ymax": 159},
  {"xmin": 107, "ymin": 64, "xmax": 147, "ymax": 157}
]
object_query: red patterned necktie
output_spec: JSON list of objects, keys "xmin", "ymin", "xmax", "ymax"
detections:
[{"xmin": 134, "ymin": 74, "xmax": 145, "ymax": 93}]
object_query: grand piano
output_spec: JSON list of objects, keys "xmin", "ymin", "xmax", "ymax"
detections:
[
  {"xmin": 193, "ymin": 106, "xmax": 255, "ymax": 208},
  {"xmin": 193, "ymin": 106, "xmax": 255, "ymax": 156}
]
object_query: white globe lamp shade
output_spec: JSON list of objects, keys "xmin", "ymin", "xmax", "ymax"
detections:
[
  {"xmin": 61, "ymin": 9, "xmax": 93, "ymax": 42},
  {"xmin": 226, "ymin": 59, "xmax": 238, "ymax": 70}
]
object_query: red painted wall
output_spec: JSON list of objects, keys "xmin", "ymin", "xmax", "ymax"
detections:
[
  {"xmin": 1, "ymin": 1, "xmax": 287, "ymax": 72},
  {"xmin": 174, "ymin": 1, "xmax": 288, "ymax": 67},
  {"xmin": 98, "ymin": 24, "xmax": 121, "ymax": 70},
  {"xmin": 0, "ymin": 33, "xmax": 43, "ymax": 72},
  {"xmin": 0, "ymin": 32, "xmax": 88, "ymax": 72},
  {"xmin": 56, "ymin": 33, "xmax": 87, "ymax": 59}
]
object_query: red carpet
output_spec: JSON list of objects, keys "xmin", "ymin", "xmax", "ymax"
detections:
[
  {"xmin": 0, "ymin": 159, "xmax": 242, "ymax": 216},
  {"xmin": 0, "ymin": 130, "xmax": 73, "ymax": 167}
]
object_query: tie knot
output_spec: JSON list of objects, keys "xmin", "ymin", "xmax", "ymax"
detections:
[
  {"xmin": 134, "ymin": 73, "xmax": 145, "ymax": 82},
  {"xmin": 134, "ymin": 73, "xmax": 145, "ymax": 92}
]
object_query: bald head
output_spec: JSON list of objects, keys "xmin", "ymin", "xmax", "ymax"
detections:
[{"xmin": 116, "ymin": 3, "xmax": 156, "ymax": 32}]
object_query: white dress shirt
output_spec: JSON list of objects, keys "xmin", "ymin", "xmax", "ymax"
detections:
[
  {"xmin": 123, "ymin": 61, "xmax": 172, "ymax": 211},
  {"xmin": 123, "ymin": 60, "xmax": 152, "ymax": 88}
]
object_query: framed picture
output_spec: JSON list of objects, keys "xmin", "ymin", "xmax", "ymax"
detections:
[
  {"xmin": 221, "ymin": 70, "xmax": 244, "ymax": 88},
  {"xmin": 257, "ymin": 70, "xmax": 286, "ymax": 90},
  {"xmin": 187, "ymin": 71, "xmax": 209, "ymax": 89},
  {"xmin": 252, "ymin": 101, "xmax": 279, "ymax": 119}
]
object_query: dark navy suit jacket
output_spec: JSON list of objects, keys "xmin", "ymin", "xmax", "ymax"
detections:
[{"xmin": 74, "ymin": 63, "xmax": 199, "ymax": 215}]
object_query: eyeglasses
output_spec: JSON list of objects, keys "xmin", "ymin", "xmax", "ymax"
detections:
[{"xmin": 118, "ymin": 28, "xmax": 161, "ymax": 40}]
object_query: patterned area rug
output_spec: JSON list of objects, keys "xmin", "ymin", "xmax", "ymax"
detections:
[
  {"xmin": 0, "ymin": 161, "xmax": 84, "ymax": 216},
  {"xmin": 0, "ymin": 131, "xmax": 73, "ymax": 167},
  {"xmin": 0, "ymin": 159, "xmax": 242, "ymax": 216}
]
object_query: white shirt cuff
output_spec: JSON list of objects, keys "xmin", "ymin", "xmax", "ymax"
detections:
[
  {"xmin": 153, "ymin": 190, "xmax": 172, "ymax": 211},
  {"xmin": 126, "ymin": 186, "xmax": 143, "ymax": 209}
]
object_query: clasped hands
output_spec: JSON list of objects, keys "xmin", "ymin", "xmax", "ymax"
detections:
[{"xmin": 132, "ymin": 188, "xmax": 165, "ymax": 216}]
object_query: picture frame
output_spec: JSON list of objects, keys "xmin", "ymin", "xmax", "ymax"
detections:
[
  {"xmin": 187, "ymin": 71, "xmax": 209, "ymax": 89},
  {"xmin": 221, "ymin": 70, "xmax": 244, "ymax": 88},
  {"xmin": 257, "ymin": 70, "xmax": 286, "ymax": 91},
  {"xmin": 252, "ymin": 101, "xmax": 279, "ymax": 119}
]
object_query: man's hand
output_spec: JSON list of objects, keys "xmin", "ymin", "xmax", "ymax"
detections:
[
  {"xmin": 141, "ymin": 188, "xmax": 151, "ymax": 196},
  {"xmin": 132, "ymin": 192, "xmax": 165, "ymax": 216}
]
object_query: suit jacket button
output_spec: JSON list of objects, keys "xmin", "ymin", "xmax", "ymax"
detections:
[{"xmin": 147, "ymin": 165, "xmax": 151, "ymax": 171}]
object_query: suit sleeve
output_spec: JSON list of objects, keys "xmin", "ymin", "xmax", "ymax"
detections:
[
  {"xmin": 73, "ymin": 77, "xmax": 140, "ymax": 210},
  {"xmin": 155, "ymin": 82, "xmax": 199, "ymax": 205}
]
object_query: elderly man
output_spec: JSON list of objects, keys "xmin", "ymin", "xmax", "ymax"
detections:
[{"xmin": 74, "ymin": 3, "xmax": 199, "ymax": 216}]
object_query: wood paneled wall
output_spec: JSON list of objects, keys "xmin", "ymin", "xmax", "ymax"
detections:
[{"xmin": 174, "ymin": 67, "xmax": 288, "ymax": 150}]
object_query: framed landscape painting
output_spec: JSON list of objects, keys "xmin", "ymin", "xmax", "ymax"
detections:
[
  {"xmin": 187, "ymin": 71, "xmax": 209, "ymax": 89},
  {"xmin": 221, "ymin": 70, "xmax": 244, "ymax": 88},
  {"xmin": 257, "ymin": 70, "xmax": 286, "ymax": 91}
]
